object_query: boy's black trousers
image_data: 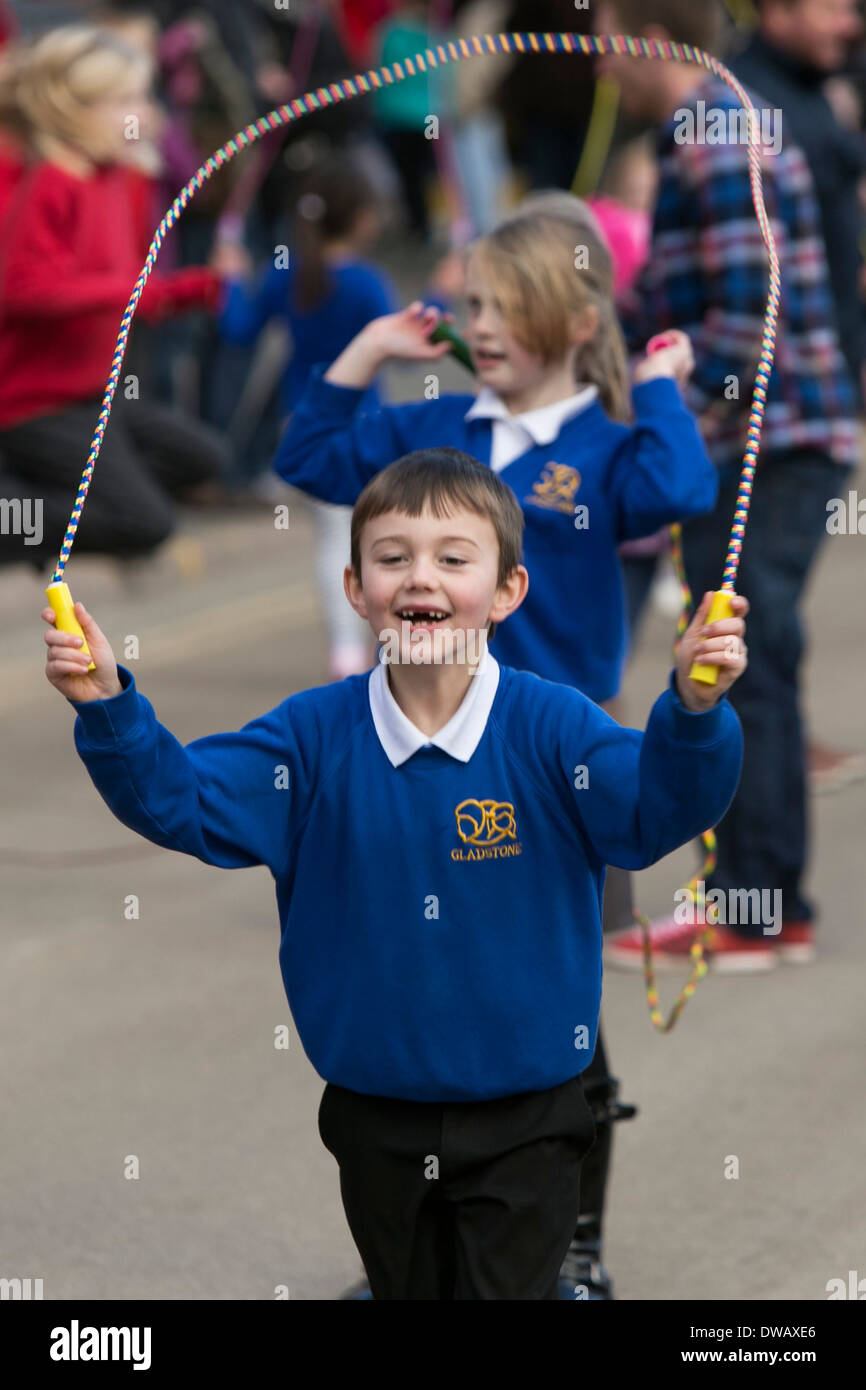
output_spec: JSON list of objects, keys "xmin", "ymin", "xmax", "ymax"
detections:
[{"xmin": 318, "ymin": 1072, "xmax": 597, "ymax": 1300}]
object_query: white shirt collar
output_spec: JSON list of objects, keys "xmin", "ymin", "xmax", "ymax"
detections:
[
  {"xmin": 464, "ymin": 384, "xmax": 599, "ymax": 445},
  {"xmin": 368, "ymin": 646, "xmax": 501, "ymax": 767}
]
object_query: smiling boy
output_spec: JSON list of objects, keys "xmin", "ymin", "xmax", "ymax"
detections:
[{"xmin": 44, "ymin": 448, "xmax": 746, "ymax": 1300}]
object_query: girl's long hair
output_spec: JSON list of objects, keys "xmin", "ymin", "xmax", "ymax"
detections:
[
  {"xmin": 291, "ymin": 155, "xmax": 379, "ymax": 314},
  {"xmin": 0, "ymin": 25, "xmax": 153, "ymax": 164},
  {"xmin": 471, "ymin": 205, "xmax": 633, "ymax": 423}
]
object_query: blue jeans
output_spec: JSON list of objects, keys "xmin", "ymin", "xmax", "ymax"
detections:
[{"xmin": 680, "ymin": 450, "xmax": 851, "ymax": 931}]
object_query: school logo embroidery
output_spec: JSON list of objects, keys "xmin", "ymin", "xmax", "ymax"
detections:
[
  {"xmin": 451, "ymin": 799, "xmax": 523, "ymax": 862},
  {"xmin": 524, "ymin": 462, "xmax": 581, "ymax": 515}
]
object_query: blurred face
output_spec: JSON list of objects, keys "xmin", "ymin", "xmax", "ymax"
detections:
[
  {"xmin": 346, "ymin": 506, "xmax": 525, "ymax": 665},
  {"xmin": 595, "ymin": 3, "xmax": 665, "ymax": 118},
  {"xmin": 463, "ymin": 255, "xmax": 555, "ymax": 400},
  {"xmin": 352, "ymin": 204, "xmax": 381, "ymax": 247},
  {"xmin": 81, "ymin": 68, "xmax": 158, "ymax": 163},
  {"xmin": 764, "ymin": 0, "xmax": 862, "ymax": 71}
]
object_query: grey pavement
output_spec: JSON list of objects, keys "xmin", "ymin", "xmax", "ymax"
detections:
[{"xmin": 1, "ymin": 343, "xmax": 865, "ymax": 1300}]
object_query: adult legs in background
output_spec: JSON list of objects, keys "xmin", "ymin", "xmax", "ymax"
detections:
[
  {"xmin": 0, "ymin": 463, "xmax": 77, "ymax": 573},
  {"xmin": 522, "ymin": 118, "xmax": 590, "ymax": 191},
  {"xmin": 120, "ymin": 395, "xmax": 231, "ymax": 499},
  {"xmin": 620, "ymin": 551, "xmax": 660, "ymax": 642},
  {"xmin": 0, "ymin": 396, "xmax": 227, "ymax": 569},
  {"xmin": 680, "ymin": 450, "xmax": 850, "ymax": 932},
  {"xmin": 452, "ymin": 112, "xmax": 511, "ymax": 236},
  {"xmin": 311, "ymin": 498, "xmax": 374, "ymax": 679},
  {"xmin": 382, "ymin": 127, "xmax": 436, "ymax": 240},
  {"xmin": 0, "ymin": 401, "xmax": 176, "ymax": 567}
]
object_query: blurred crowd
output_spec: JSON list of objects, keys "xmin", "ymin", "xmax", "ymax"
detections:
[{"xmin": 1, "ymin": 0, "xmax": 865, "ymax": 573}]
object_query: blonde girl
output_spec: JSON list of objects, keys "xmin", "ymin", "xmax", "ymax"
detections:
[{"xmin": 0, "ymin": 25, "xmax": 228, "ymax": 570}]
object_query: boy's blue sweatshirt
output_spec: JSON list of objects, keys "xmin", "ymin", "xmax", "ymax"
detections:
[
  {"xmin": 68, "ymin": 662, "xmax": 742, "ymax": 1104},
  {"xmin": 272, "ymin": 369, "xmax": 719, "ymax": 702}
]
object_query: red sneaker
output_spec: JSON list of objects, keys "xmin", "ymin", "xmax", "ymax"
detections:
[
  {"xmin": 772, "ymin": 919, "xmax": 816, "ymax": 964},
  {"xmin": 604, "ymin": 915, "xmax": 777, "ymax": 973},
  {"xmin": 808, "ymin": 743, "xmax": 866, "ymax": 795}
]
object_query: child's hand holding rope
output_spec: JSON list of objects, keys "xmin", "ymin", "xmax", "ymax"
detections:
[
  {"xmin": 674, "ymin": 590, "xmax": 749, "ymax": 712},
  {"xmin": 42, "ymin": 602, "xmax": 122, "ymax": 703}
]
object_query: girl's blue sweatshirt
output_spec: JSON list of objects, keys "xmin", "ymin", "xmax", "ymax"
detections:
[
  {"xmin": 272, "ymin": 369, "xmax": 719, "ymax": 702},
  {"xmin": 220, "ymin": 260, "xmax": 398, "ymax": 414},
  {"xmin": 68, "ymin": 661, "xmax": 742, "ymax": 1104}
]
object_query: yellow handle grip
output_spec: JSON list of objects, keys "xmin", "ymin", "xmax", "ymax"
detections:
[
  {"xmin": 689, "ymin": 590, "xmax": 734, "ymax": 686},
  {"xmin": 46, "ymin": 581, "xmax": 96, "ymax": 673}
]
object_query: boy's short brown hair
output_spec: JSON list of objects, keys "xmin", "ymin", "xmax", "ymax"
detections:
[
  {"xmin": 350, "ymin": 448, "xmax": 524, "ymax": 638},
  {"xmin": 610, "ymin": 0, "xmax": 725, "ymax": 54}
]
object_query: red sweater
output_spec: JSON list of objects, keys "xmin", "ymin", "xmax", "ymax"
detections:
[{"xmin": 0, "ymin": 150, "xmax": 222, "ymax": 429}]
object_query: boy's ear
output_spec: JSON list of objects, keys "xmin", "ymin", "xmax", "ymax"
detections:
[
  {"xmin": 488, "ymin": 564, "xmax": 529, "ymax": 626},
  {"xmin": 343, "ymin": 564, "xmax": 368, "ymax": 620}
]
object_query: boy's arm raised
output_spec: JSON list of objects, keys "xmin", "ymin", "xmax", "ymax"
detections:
[
  {"xmin": 44, "ymin": 604, "xmax": 314, "ymax": 876},
  {"xmin": 554, "ymin": 594, "xmax": 746, "ymax": 870},
  {"xmin": 272, "ymin": 302, "xmax": 454, "ymax": 504}
]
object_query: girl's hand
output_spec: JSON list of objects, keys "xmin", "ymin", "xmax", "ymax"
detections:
[
  {"xmin": 325, "ymin": 302, "xmax": 455, "ymax": 388},
  {"xmin": 634, "ymin": 329, "xmax": 694, "ymax": 388},
  {"xmin": 43, "ymin": 602, "xmax": 122, "ymax": 703},
  {"xmin": 674, "ymin": 590, "xmax": 749, "ymax": 712},
  {"xmin": 362, "ymin": 302, "xmax": 455, "ymax": 367}
]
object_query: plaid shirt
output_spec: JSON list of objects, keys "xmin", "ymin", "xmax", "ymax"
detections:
[{"xmin": 619, "ymin": 79, "xmax": 860, "ymax": 477}]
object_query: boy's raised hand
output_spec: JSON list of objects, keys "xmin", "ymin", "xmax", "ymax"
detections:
[
  {"xmin": 674, "ymin": 590, "xmax": 749, "ymax": 712},
  {"xmin": 42, "ymin": 601, "xmax": 122, "ymax": 703}
]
